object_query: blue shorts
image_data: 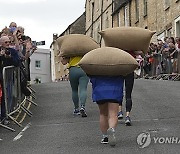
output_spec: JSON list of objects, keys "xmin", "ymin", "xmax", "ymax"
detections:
[{"xmin": 89, "ymin": 76, "xmax": 124, "ymax": 103}]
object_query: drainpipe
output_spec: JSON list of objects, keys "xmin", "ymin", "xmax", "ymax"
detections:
[
  {"xmin": 101, "ymin": 0, "xmax": 103, "ymax": 31},
  {"xmin": 112, "ymin": 0, "xmax": 114, "ymax": 28},
  {"xmin": 91, "ymin": 2, "xmax": 94, "ymax": 37}
]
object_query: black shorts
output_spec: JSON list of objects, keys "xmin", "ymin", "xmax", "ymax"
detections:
[{"xmin": 96, "ymin": 99, "xmax": 120, "ymax": 105}]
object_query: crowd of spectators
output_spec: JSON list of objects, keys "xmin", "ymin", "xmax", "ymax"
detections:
[
  {"xmin": 0, "ymin": 22, "xmax": 36, "ymax": 125},
  {"xmin": 137, "ymin": 36, "xmax": 180, "ymax": 78}
]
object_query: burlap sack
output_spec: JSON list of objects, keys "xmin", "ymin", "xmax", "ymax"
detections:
[
  {"xmin": 56, "ymin": 34, "xmax": 100, "ymax": 57},
  {"xmin": 78, "ymin": 47, "xmax": 139, "ymax": 76},
  {"xmin": 99, "ymin": 27, "xmax": 155, "ymax": 53}
]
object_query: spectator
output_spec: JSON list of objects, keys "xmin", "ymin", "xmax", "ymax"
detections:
[
  {"xmin": 169, "ymin": 37, "xmax": 175, "ymax": 45},
  {"xmin": 175, "ymin": 37, "xmax": 180, "ymax": 50},
  {"xmin": 0, "ymin": 22, "xmax": 36, "ymax": 126},
  {"xmin": 9, "ymin": 22, "xmax": 17, "ymax": 29},
  {"xmin": 169, "ymin": 42, "xmax": 178, "ymax": 74},
  {"xmin": 163, "ymin": 37, "xmax": 169, "ymax": 48},
  {"xmin": 0, "ymin": 35, "xmax": 20, "ymax": 124}
]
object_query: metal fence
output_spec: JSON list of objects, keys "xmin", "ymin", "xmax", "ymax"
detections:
[
  {"xmin": 0, "ymin": 66, "xmax": 37, "ymax": 131},
  {"xmin": 136, "ymin": 52, "xmax": 180, "ymax": 81}
]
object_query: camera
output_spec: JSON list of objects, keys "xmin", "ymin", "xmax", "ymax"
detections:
[
  {"xmin": 21, "ymin": 35, "xmax": 27, "ymax": 41},
  {"xmin": 5, "ymin": 49, "xmax": 10, "ymax": 55},
  {"xmin": 32, "ymin": 41, "xmax": 37, "ymax": 47}
]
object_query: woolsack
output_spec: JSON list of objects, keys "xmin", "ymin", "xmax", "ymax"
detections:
[
  {"xmin": 78, "ymin": 47, "xmax": 139, "ymax": 76},
  {"xmin": 56, "ymin": 34, "xmax": 100, "ymax": 57},
  {"xmin": 99, "ymin": 27, "xmax": 155, "ymax": 53}
]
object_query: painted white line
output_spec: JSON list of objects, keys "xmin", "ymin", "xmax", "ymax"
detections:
[
  {"xmin": 0, "ymin": 138, "xmax": 2, "ymax": 141},
  {"xmin": 13, "ymin": 123, "xmax": 31, "ymax": 141}
]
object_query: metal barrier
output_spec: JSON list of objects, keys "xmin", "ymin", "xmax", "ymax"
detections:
[
  {"xmin": 142, "ymin": 52, "xmax": 180, "ymax": 81},
  {"xmin": 0, "ymin": 66, "xmax": 37, "ymax": 131}
]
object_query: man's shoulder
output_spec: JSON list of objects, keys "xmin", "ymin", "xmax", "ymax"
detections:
[{"xmin": 8, "ymin": 48, "xmax": 19, "ymax": 56}]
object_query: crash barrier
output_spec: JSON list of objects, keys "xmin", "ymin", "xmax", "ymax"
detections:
[
  {"xmin": 0, "ymin": 66, "xmax": 37, "ymax": 132},
  {"xmin": 140, "ymin": 52, "xmax": 180, "ymax": 81}
]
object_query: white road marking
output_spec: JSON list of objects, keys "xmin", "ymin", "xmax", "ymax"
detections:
[
  {"xmin": 0, "ymin": 138, "xmax": 2, "ymax": 141},
  {"xmin": 13, "ymin": 123, "xmax": 31, "ymax": 141}
]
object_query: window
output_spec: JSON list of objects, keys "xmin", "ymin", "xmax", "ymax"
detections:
[
  {"xmin": 144, "ymin": 0, "xmax": 148, "ymax": 17},
  {"xmin": 91, "ymin": 2, "xmax": 94, "ymax": 22},
  {"xmin": 105, "ymin": 11, "xmax": 109, "ymax": 28},
  {"xmin": 135, "ymin": 0, "xmax": 139, "ymax": 22},
  {"xmin": 124, "ymin": 5, "xmax": 129, "ymax": 26},
  {"xmin": 175, "ymin": 17, "xmax": 180, "ymax": 37},
  {"xmin": 91, "ymin": 2, "xmax": 95, "ymax": 37},
  {"xmin": 118, "ymin": 11, "xmax": 121, "ymax": 27},
  {"xmin": 88, "ymin": 1, "xmax": 91, "ymax": 21},
  {"xmin": 167, "ymin": 28, "xmax": 172, "ymax": 37},
  {"xmin": 157, "ymin": 32, "xmax": 165, "ymax": 41},
  {"xmin": 35, "ymin": 60, "xmax": 41, "ymax": 69},
  {"xmin": 96, "ymin": 24, "xmax": 101, "ymax": 43},
  {"xmin": 96, "ymin": 0, "xmax": 100, "ymax": 11}
]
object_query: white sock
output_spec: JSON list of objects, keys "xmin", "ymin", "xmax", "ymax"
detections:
[{"xmin": 102, "ymin": 134, "xmax": 108, "ymax": 138}]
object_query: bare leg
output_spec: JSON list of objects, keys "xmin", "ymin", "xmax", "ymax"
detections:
[
  {"xmin": 119, "ymin": 105, "xmax": 122, "ymax": 112},
  {"xmin": 126, "ymin": 111, "xmax": 130, "ymax": 117},
  {"xmin": 108, "ymin": 103, "xmax": 119, "ymax": 129},
  {"xmin": 107, "ymin": 102, "xmax": 119, "ymax": 146},
  {"xmin": 98, "ymin": 103, "xmax": 109, "ymax": 134}
]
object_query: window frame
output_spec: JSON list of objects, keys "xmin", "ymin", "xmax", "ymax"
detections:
[
  {"xmin": 143, "ymin": 0, "xmax": 148, "ymax": 17},
  {"xmin": 124, "ymin": 5, "xmax": 129, "ymax": 26},
  {"xmin": 35, "ymin": 60, "xmax": 41, "ymax": 69},
  {"xmin": 135, "ymin": 0, "xmax": 139, "ymax": 23}
]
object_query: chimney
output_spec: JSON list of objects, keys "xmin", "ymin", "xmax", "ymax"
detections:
[{"xmin": 53, "ymin": 33, "xmax": 58, "ymax": 41}]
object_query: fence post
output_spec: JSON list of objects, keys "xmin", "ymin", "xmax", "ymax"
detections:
[{"xmin": 178, "ymin": 51, "xmax": 180, "ymax": 74}]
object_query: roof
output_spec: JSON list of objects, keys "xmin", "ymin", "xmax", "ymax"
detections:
[
  {"xmin": 59, "ymin": 12, "xmax": 85, "ymax": 37},
  {"xmin": 112, "ymin": 0, "xmax": 131, "ymax": 15}
]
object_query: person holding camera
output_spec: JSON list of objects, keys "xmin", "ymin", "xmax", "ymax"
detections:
[{"xmin": 0, "ymin": 35, "xmax": 20, "ymax": 124}]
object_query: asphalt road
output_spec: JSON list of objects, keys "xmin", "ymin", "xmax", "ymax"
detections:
[{"xmin": 0, "ymin": 79, "xmax": 180, "ymax": 154}]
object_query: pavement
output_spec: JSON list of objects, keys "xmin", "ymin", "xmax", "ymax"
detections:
[{"xmin": 0, "ymin": 79, "xmax": 180, "ymax": 154}]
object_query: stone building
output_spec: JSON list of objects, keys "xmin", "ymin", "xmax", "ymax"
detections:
[
  {"xmin": 85, "ymin": 0, "xmax": 113, "ymax": 44},
  {"xmin": 50, "ymin": 12, "xmax": 86, "ymax": 82},
  {"xmin": 30, "ymin": 48, "xmax": 51, "ymax": 84},
  {"xmin": 85, "ymin": 0, "xmax": 180, "ymax": 43}
]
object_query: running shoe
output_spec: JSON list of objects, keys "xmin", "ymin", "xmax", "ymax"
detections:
[
  {"xmin": 80, "ymin": 107, "xmax": 87, "ymax": 117},
  {"xmin": 73, "ymin": 109, "xmax": 80, "ymax": 115},
  {"xmin": 125, "ymin": 116, "xmax": 131, "ymax": 126},
  {"xmin": 101, "ymin": 137, "xmax": 108, "ymax": 144},
  {"xmin": 117, "ymin": 111, "xmax": 123, "ymax": 119},
  {"xmin": 107, "ymin": 128, "xmax": 116, "ymax": 146}
]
